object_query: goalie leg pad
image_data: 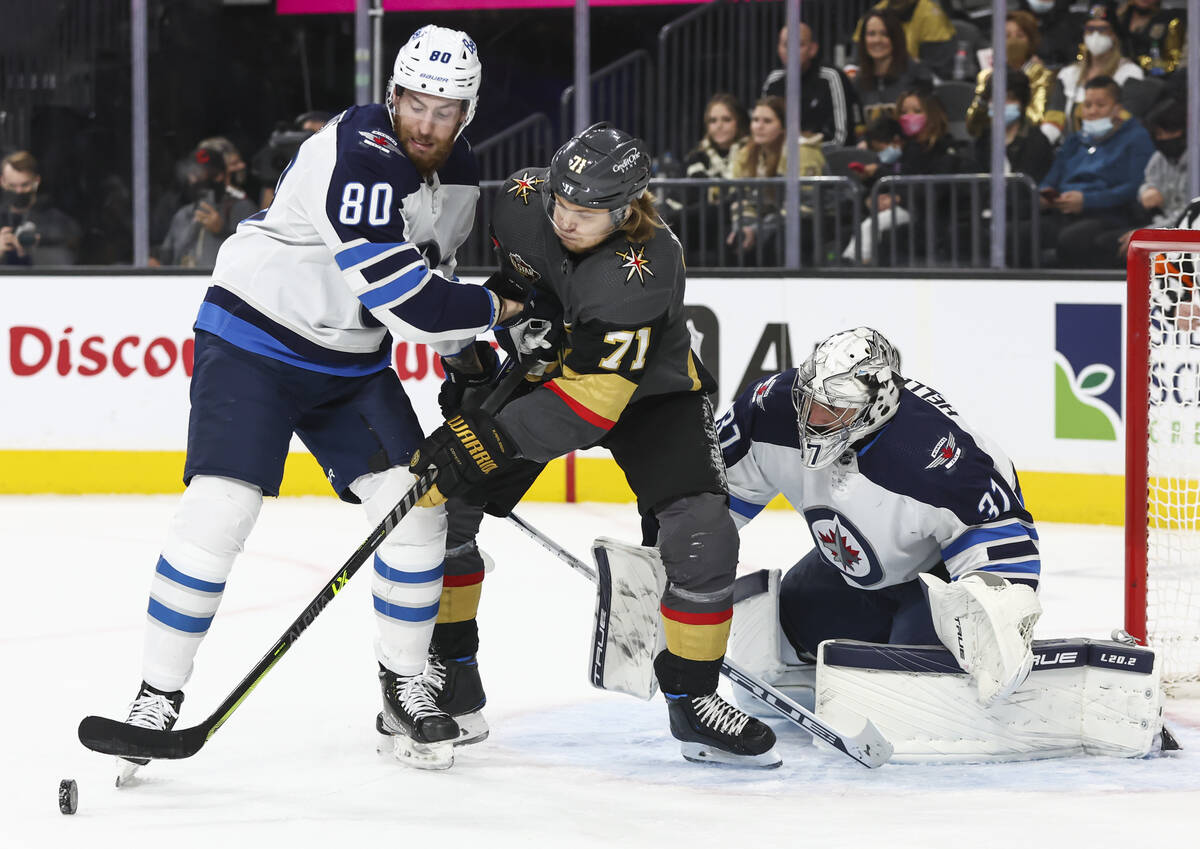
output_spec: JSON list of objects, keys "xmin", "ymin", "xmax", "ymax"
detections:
[
  {"xmin": 590, "ymin": 538, "xmax": 668, "ymax": 700},
  {"xmin": 816, "ymin": 638, "xmax": 1164, "ymax": 762},
  {"xmin": 727, "ymin": 569, "xmax": 817, "ymax": 715}
]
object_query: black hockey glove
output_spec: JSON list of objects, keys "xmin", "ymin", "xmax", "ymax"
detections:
[
  {"xmin": 484, "ymin": 270, "xmax": 537, "ymax": 329},
  {"xmin": 409, "ymin": 410, "xmax": 521, "ymax": 507},
  {"xmin": 438, "ymin": 340, "xmax": 501, "ymax": 417}
]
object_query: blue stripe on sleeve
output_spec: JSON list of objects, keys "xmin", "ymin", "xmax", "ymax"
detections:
[
  {"xmin": 976, "ymin": 560, "xmax": 1041, "ymax": 574},
  {"xmin": 729, "ymin": 495, "xmax": 766, "ymax": 520},
  {"xmin": 359, "ymin": 265, "xmax": 428, "ymax": 310},
  {"xmin": 360, "ymin": 246, "xmax": 425, "ymax": 285},
  {"xmin": 942, "ymin": 523, "xmax": 1032, "ymax": 561},
  {"xmin": 373, "ymin": 555, "xmax": 443, "ymax": 584},
  {"xmin": 147, "ymin": 598, "xmax": 214, "ymax": 634},
  {"xmin": 372, "ymin": 596, "xmax": 440, "ymax": 622},
  {"xmin": 155, "ymin": 556, "xmax": 225, "ymax": 593},
  {"xmin": 335, "ymin": 241, "xmax": 406, "ymax": 270}
]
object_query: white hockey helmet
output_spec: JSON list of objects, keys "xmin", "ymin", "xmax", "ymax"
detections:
[
  {"xmin": 388, "ymin": 25, "xmax": 481, "ymax": 136},
  {"xmin": 792, "ymin": 327, "xmax": 902, "ymax": 469}
]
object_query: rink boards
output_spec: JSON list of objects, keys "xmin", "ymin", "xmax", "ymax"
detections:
[{"xmin": 0, "ymin": 272, "xmax": 1129, "ymax": 524}]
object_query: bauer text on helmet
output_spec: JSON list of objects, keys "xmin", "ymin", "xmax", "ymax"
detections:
[{"xmin": 792, "ymin": 328, "xmax": 902, "ymax": 470}]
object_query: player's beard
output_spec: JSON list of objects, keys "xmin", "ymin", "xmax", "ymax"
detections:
[{"xmin": 398, "ymin": 127, "xmax": 455, "ymax": 177}]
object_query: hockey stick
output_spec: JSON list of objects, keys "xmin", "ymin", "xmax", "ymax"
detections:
[
  {"xmin": 504, "ymin": 511, "xmax": 894, "ymax": 769},
  {"xmin": 78, "ymin": 358, "xmax": 532, "ymax": 762}
]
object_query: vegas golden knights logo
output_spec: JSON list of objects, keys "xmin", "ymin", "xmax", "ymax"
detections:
[{"xmin": 568, "ymin": 155, "xmax": 589, "ymax": 174}]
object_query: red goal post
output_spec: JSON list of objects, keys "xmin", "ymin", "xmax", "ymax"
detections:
[{"xmin": 1126, "ymin": 227, "xmax": 1200, "ymax": 686}]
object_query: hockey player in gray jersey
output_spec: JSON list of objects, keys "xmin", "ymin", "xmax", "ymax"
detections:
[
  {"xmin": 408, "ymin": 123, "xmax": 780, "ymax": 767},
  {"xmin": 719, "ymin": 327, "xmax": 1043, "ymax": 708},
  {"xmin": 113, "ymin": 25, "xmax": 525, "ymax": 781}
]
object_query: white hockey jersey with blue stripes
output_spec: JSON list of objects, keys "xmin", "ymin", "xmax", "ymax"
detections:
[
  {"xmin": 718, "ymin": 371, "xmax": 1040, "ymax": 591},
  {"xmin": 202, "ymin": 104, "xmax": 496, "ymax": 376}
]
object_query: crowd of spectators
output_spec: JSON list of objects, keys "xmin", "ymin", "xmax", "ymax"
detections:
[
  {"xmin": 667, "ymin": 0, "xmax": 1191, "ymax": 268},
  {"xmin": 0, "ymin": 1, "xmax": 1192, "ymax": 271}
]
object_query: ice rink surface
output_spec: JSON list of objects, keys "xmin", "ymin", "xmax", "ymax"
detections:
[{"xmin": 3, "ymin": 495, "xmax": 1198, "ymax": 849}]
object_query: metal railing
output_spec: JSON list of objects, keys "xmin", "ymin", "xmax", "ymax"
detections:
[
  {"xmin": 560, "ymin": 50, "xmax": 654, "ymax": 143},
  {"xmin": 471, "ymin": 113, "xmax": 556, "ymax": 182},
  {"xmin": 868, "ymin": 174, "xmax": 1043, "ymax": 269},
  {"xmin": 456, "ymin": 175, "xmax": 863, "ymax": 270},
  {"xmin": 654, "ymin": 0, "xmax": 876, "ymax": 160}
]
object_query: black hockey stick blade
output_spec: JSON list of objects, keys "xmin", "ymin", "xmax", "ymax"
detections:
[
  {"xmin": 78, "ymin": 715, "xmax": 208, "ymax": 760},
  {"xmin": 77, "ymin": 359, "xmax": 532, "ymax": 762},
  {"xmin": 721, "ymin": 659, "xmax": 893, "ymax": 768}
]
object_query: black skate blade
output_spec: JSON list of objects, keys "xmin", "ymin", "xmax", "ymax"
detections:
[{"xmin": 79, "ymin": 715, "xmax": 206, "ymax": 760}]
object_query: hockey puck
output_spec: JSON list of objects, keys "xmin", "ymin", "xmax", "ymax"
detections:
[{"xmin": 58, "ymin": 778, "xmax": 78, "ymax": 815}]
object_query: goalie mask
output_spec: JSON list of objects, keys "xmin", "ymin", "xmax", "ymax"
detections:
[
  {"xmin": 388, "ymin": 25, "xmax": 481, "ymax": 138},
  {"xmin": 792, "ymin": 327, "xmax": 902, "ymax": 469},
  {"xmin": 544, "ymin": 122, "xmax": 652, "ymax": 237}
]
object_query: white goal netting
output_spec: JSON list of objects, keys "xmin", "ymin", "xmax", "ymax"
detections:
[{"xmin": 1142, "ymin": 247, "xmax": 1200, "ymax": 684}]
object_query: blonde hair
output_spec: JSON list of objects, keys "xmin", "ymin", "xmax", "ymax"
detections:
[
  {"xmin": 619, "ymin": 191, "xmax": 665, "ymax": 243},
  {"xmin": 2, "ymin": 150, "xmax": 38, "ymax": 175}
]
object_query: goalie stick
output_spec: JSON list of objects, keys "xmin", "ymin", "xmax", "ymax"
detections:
[
  {"xmin": 78, "ymin": 357, "xmax": 533, "ymax": 762},
  {"xmin": 504, "ymin": 512, "xmax": 894, "ymax": 769}
]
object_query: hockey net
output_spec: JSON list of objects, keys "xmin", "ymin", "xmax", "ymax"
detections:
[{"xmin": 1126, "ymin": 228, "xmax": 1200, "ymax": 686}]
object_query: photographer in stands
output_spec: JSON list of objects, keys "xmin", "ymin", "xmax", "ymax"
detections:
[
  {"xmin": 252, "ymin": 111, "xmax": 330, "ymax": 208},
  {"xmin": 0, "ymin": 150, "xmax": 81, "ymax": 266},
  {"xmin": 151, "ymin": 144, "xmax": 255, "ymax": 269}
]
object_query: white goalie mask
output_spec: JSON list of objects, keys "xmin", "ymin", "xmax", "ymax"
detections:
[
  {"xmin": 792, "ymin": 327, "xmax": 902, "ymax": 469},
  {"xmin": 387, "ymin": 25, "xmax": 481, "ymax": 138}
]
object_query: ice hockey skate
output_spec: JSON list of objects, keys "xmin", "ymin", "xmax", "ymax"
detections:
[
  {"xmin": 426, "ymin": 649, "xmax": 489, "ymax": 745},
  {"xmin": 665, "ymin": 691, "xmax": 781, "ymax": 768},
  {"xmin": 115, "ymin": 682, "xmax": 184, "ymax": 786},
  {"xmin": 375, "ymin": 664, "xmax": 458, "ymax": 770}
]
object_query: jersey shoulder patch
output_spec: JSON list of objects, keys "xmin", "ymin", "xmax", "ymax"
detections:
[
  {"xmin": 501, "ymin": 166, "xmax": 550, "ymax": 207},
  {"xmin": 333, "ymin": 105, "xmax": 423, "ymax": 194},
  {"xmin": 857, "ymin": 384, "xmax": 1021, "ymax": 525},
  {"xmin": 575, "ymin": 229, "xmax": 682, "ymax": 326},
  {"xmin": 719, "ymin": 369, "xmax": 800, "ymax": 468}
]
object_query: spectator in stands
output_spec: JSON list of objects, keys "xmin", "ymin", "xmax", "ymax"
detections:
[
  {"xmin": 1117, "ymin": 101, "xmax": 1188, "ymax": 256},
  {"xmin": 727, "ymin": 96, "xmax": 826, "ymax": 258},
  {"xmin": 685, "ymin": 93, "xmax": 749, "ymax": 183},
  {"xmin": 854, "ymin": 10, "xmax": 936, "ymax": 124},
  {"xmin": 896, "ymin": 89, "xmax": 965, "ymax": 176},
  {"xmin": 1018, "ymin": 0, "xmax": 1088, "ymax": 71},
  {"xmin": 1043, "ymin": 4, "xmax": 1144, "ymax": 144},
  {"xmin": 1117, "ymin": 0, "xmax": 1185, "ymax": 78},
  {"xmin": 198, "ymin": 136, "xmax": 252, "ymax": 200},
  {"xmin": 853, "ymin": 0, "xmax": 956, "ymax": 80},
  {"xmin": 762, "ymin": 23, "xmax": 863, "ymax": 146},
  {"xmin": 0, "ymin": 150, "xmax": 81, "ymax": 266},
  {"xmin": 151, "ymin": 144, "xmax": 255, "ymax": 269},
  {"xmin": 253, "ymin": 111, "xmax": 331, "ymax": 208},
  {"xmin": 965, "ymin": 11, "xmax": 1055, "ymax": 139},
  {"xmin": 971, "ymin": 71, "xmax": 1055, "ymax": 185},
  {"xmin": 1039, "ymin": 76, "xmax": 1155, "ymax": 268}
]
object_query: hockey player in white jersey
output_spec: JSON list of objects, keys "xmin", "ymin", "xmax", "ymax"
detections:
[
  {"xmin": 718, "ymin": 327, "xmax": 1043, "ymax": 708},
  {"xmin": 113, "ymin": 25, "xmax": 525, "ymax": 782}
]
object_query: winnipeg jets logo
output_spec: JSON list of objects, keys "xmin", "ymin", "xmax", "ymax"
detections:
[
  {"xmin": 358, "ymin": 130, "xmax": 402, "ymax": 156},
  {"xmin": 804, "ymin": 507, "xmax": 884, "ymax": 586},
  {"xmin": 925, "ymin": 432, "xmax": 962, "ymax": 470},
  {"xmin": 752, "ymin": 373, "xmax": 780, "ymax": 410},
  {"xmin": 507, "ymin": 172, "xmax": 545, "ymax": 204},
  {"xmin": 615, "ymin": 243, "xmax": 653, "ymax": 285}
]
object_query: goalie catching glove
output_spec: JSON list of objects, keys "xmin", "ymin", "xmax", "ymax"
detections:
[
  {"xmin": 920, "ymin": 571, "xmax": 1042, "ymax": 707},
  {"xmin": 409, "ymin": 410, "xmax": 521, "ymax": 507}
]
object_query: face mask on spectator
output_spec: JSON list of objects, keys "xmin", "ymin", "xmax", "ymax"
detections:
[
  {"xmin": 899, "ymin": 113, "xmax": 926, "ymax": 137},
  {"xmin": 2, "ymin": 189, "xmax": 35, "ymax": 211},
  {"xmin": 1155, "ymin": 136, "xmax": 1186, "ymax": 160},
  {"xmin": 1027, "ymin": 0, "xmax": 1055, "ymax": 13},
  {"xmin": 990, "ymin": 103, "xmax": 1024, "ymax": 125},
  {"xmin": 1082, "ymin": 116, "xmax": 1114, "ymax": 137},
  {"xmin": 1084, "ymin": 32, "xmax": 1114, "ymax": 56},
  {"xmin": 878, "ymin": 145, "xmax": 902, "ymax": 164}
]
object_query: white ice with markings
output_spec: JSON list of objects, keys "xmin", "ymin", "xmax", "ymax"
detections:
[{"xmin": 3, "ymin": 496, "xmax": 1198, "ymax": 848}]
